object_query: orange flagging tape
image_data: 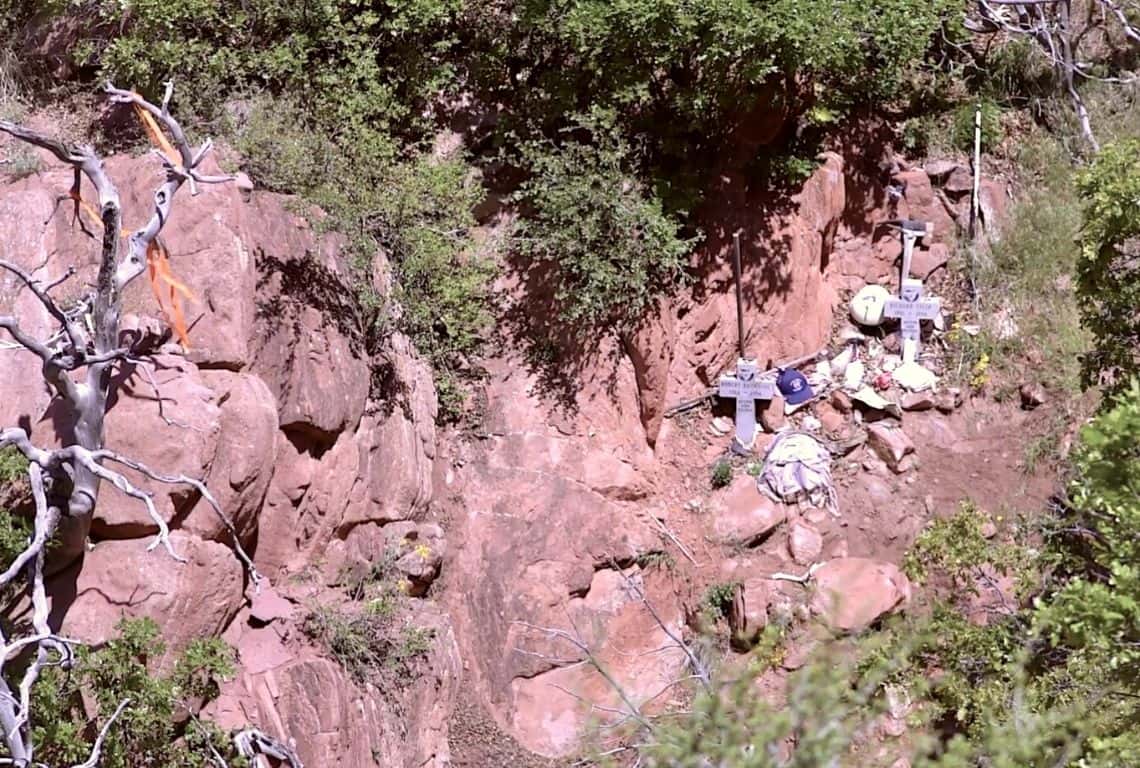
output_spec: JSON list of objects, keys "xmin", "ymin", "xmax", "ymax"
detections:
[{"xmin": 62, "ymin": 100, "xmax": 195, "ymax": 346}]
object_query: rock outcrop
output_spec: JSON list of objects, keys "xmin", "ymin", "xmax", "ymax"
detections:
[
  {"xmin": 0, "ymin": 149, "xmax": 454, "ymax": 767},
  {"xmin": 0, "ymin": 129, "xmax": 1017, "ymax": 766},
  {"xmin": 810, "ymin": 558, "xmax": 912, "ymax": 632}
]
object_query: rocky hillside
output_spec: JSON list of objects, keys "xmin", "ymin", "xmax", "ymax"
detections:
[
  {"xmin": 3, "ymin": 1, "xmax": 1140, "ymax": 766},
  {"xmin": 0, "ymin": 114, "xmax": 1050, "ymax": 766}
]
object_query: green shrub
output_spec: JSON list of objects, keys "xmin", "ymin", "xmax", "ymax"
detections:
[
  {"xmin": 227, "ymin": 94, "xmax": 335, "ymax": 194},
  {"xmin": 903, "ymin": 501, "xmax": 1019, "ymax": 584},
  {"xmin": 983, "ymin": 37, "xmax": 1054, "ymax": 103},
  {"xmin": 308, "ymin": 550, "xmax": 434, "ymax": 684},
  {"xmin": 952, "ymin": 99, "xmax": 1003, "ymax": 153},
  {"xmin": 1076, "ymin": 139, "xmax": 1140, "ymax": 393},
  {"xmin": 30, "ymin": 618, "xmax": 239, "ymax": 768},
  {"xmin": 710, "ymin": 460, "xmax": 732, "ymax": 489},
  {"xmin": 702, "ymin": 581, "xmax": 739, "ymax": 621},
  {"xmin": 76, "ymin": 0, "xmax": 462, "ymax": 132},
  {"xmin": 515, "ymin": 122, "xmax": 696, "ymax": 330},
  {"xmin": 302, "ymin": 605, "xmax": 434, "ymax": 684},
  {"xmin": 0, "ymin": 445, "xmax": 24, "ymax": 486}
]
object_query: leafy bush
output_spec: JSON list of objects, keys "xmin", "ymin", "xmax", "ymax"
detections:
[
  {"xmin": 515, "ymin": 123, "xmax": 696, "ymax": 329},
  {"xmin": 305, "ymin": 552, "xmax": 434, "ymax": 684},
  {"xmin": 0, "ymin": 445, "xmax": 24, "ymax": 486},
  {"xmin": 952, "ymin": 99, "xmax": 1003, "ymax": 153},
  {"xmin": 710, "ymin": 460, "xmax": 732, "ymax": 489},
  {"xmin": 480, "ymin": 0, "xmax": 958, "ymax": 163},
  {"xmin": 903, "ymin": 501, "xmax": 1017, "ymax": 584},
  {"xmin": 1076, "ymin": 139, "xmax": 1140, "ymax": 393},
  {"xmin": 30, "ymin": 617, "xmax": 239, "ymax": 768},
  {"xmin": 227, "ymin": 95, "xmax": 335, "ymax": 194},
  {"xmin": 702, "ymin": 581, "xmax": 738, "ymax": 620},
  {"xmin": 75, "ymin": 0, "xmax": 462, "ymax": 133}
]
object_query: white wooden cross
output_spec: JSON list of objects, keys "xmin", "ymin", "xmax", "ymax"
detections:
[
  {"xmin": 718, "ymin": 358, "xmax": 775, "ymax": 448},
  {"xmin": 885, "ymin": 278, "xmax": 940, "ymax": 363},
  {"xmin": 883, "ymin": 221, "xmax": 940, "ymax": 363}
]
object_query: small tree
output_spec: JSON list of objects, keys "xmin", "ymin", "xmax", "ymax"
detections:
[{"xmin": 0, "ymin": 84, "xmax": 295, "ymax": 767}]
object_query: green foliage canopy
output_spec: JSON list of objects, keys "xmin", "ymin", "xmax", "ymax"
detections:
[{"xmin": 1076, "ymin": 139, "xmax": 1140, "ymax": 393}]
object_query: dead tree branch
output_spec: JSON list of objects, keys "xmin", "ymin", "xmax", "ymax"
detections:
[
  {"xmin": 611, "ymin": 565, "xmax": 711, "ymax": 692},
  {"xmin": 969, "ymin": 0, "xmax": 1140, "ymax": 150},
  {"xmin": 513, "ymin": 620, "xmax": 656, "ymax": 733},
  {"xmin": 233, "ymin": 728, "xmax": 305, "ymax": 768},
  {"xmin": 0, "ymin": 82, "xmax": 259, "ymax": 765}
]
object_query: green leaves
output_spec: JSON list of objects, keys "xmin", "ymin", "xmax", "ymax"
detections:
[
  {"xmin": 515, "ymin": 119, "xmax": 697, "ymax": 330},
  {"xmin": 1076, "ymin": 141, "xmax": 1140, "ymax": 392},
  {"xmin": 30, "ymin": 618, "xmax": 240, "ymax": 768}
]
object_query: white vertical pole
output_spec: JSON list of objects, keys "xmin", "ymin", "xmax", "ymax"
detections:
[
  {"xmin": 971, "ymin": 103, "xmax": 982, "ymax": 240},
  {"xmin": 901, "ymin": 230, "xmax": 915, "ymax": 289},
  {"xmin": 900, "ymin": 230, "xmax": 918, "ymax": 364}
]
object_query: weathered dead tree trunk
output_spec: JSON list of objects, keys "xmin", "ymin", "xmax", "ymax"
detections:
[
  {"xmin": 0, "ymin": 82, "xmax": 262, "ymax": 767},
  {"xmin": 969, "ymin": 0, "xmax": 1140, "ymax": 151}
]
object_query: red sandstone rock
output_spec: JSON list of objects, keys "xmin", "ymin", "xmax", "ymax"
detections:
[
  {"xmin": 788, "ymin": 518, "xmax": 824, "ymax": 564},
  {"xmin": 867, "ymin": 423, "xmax": 915, "ymax": 471},
  {"xmin": 84, "ymin": 355, "xmax": 221, "ymax": 539},
  {"xmin": 810, "ymin": 558, "xmax": 911, "ymax": 632},
  {"xmin": 713, "ymin": 476, "xmax": 787, "ymax": 546},
  {"xmin": 59, "ymin": 531, "xmax": 244, "ymax": 666}
]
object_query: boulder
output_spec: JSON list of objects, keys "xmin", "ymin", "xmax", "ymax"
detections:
[
  {"xmin": 867, "ymin": 423, "xmax": 915, "ymax": 472},
  {"xmin": 508, "ymin": 566, "xmax": 688, "ymax": 756},
  {"xmin": 944, "ymin": 165, "xmax": 974, "ymax": 195},
  {"xmin": 59, "ymin": 531, "xmax": 244, "ymax": 665},
  {"xmin": 729, "ymin": 577, "xmax": 770, "ymax": 649},
  {"xmin": 815, "ymin": 401, "xmax": 846, "ymax": 433},
  {"xmin": 1019, "ymin": 382, "xmax": 1046, "ymax": 410},
  {"xmin": 250, "ymin": 435, "xmax": 317, "ymax": 580},
  {"xmin": 251, "ymin": 303, "xmax": 369, "ymax": 442},
  {"xmin": 194, "ymin": 370, "xmax": 279, "ymax": 545},
  {"xmin": 328, "ymin": 521, "xmax": 447, "ymax": 597},
  {"xmin": 810, "ymin": 558, "xmax": 911, "ymax": 632},
  {"xmin": 713, "ymin": 476, "xmax": 787, "ymax": 546},
  {"xmin": 90, "ymin": 355, "xmax": 221, "ymax": 540},
  {"xmin": 393, "ymin": 523, "xmax": 446, "ymax": 596},
  {"xmin": 979, "ymin": 179, "xmax": 1008, "ymax": 239},
  {"xmin": 893, "ymin": 170, "xmax": 957, "ymax": 244},
  {"xmin": 108, "ymin": 155, "xmax": 260, "ymax": 369},
  {"xmin": 910, "ymin": 242, "xmax": 951, "ymax": 279},
  {"xmin": 760, "ymin": 395, "xmax": 786, "ymax": 432},
  {"xmin": 787, "ymin": 519, "xmax": 823, "ymax": 564},
  {"xmin": 924, "ymin": 160, "xmax": 965, "ymax": 182},
  {"xmin": 253, "ymin": 336, "xmax": 436, "ymax": 579},
  {"xmin": 901, "ymin": 391, "xmax": 936, "ymax": 412},
  {"xmin": 935, "ymin": 388, "xmax": 963, "ymax": 413},
  {"xmin": 341, "ymin": 335, "xmax": 437, "ymax": 530},
  {"xmin": 830, "ymin": 389, "xmax": 853, "ymax": 414},
  {"xmin": 249, "ymin": 585, "xmax": 294, "ymax": 625}
]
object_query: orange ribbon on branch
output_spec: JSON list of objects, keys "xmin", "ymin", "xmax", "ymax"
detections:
[{"xmin": 65, "ymin": 95, "xmax": 196, "ymax": 348}]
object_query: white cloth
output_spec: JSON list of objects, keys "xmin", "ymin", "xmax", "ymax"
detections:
[{"xmin": 757, "ymin": 431, "xmax": 838, "ymax": 514}]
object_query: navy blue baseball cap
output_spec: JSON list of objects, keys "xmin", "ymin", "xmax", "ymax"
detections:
[{"xmin": 776, "ymin": 367, "xmax": 814, "ymax": 405}]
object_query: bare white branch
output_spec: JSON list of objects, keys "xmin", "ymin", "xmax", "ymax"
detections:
[
  {"xmin": 68, "ymin": 699, "xmax": 131, "ymax": 768},
  {"xmin": 0, "ymin": 82, "xmax": 275, "ymax": 763}
]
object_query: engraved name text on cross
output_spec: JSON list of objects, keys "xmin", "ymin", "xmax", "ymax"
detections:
[
  {"xmin": 884, "ymin": 278, "xmax": 940, "ymax": 363},
  {"xmin": 718, "ymin": 358, "xmax": 775, "ymax": 447}
]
